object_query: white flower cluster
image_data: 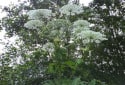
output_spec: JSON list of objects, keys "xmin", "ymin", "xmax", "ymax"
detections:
[
  {"xmin": 76, "ymin": 30, "xmax": 107, "ymax": 43},
  {"xmin": 73, "ymin": 20, "xmax": 90, "ymax": 33},
  {"xmin": 47, "ymin": 19, "xmax": 71, "ymax": 30},
  {"xmin": 60, "ymin": 4, "xmax": 83, "ymax": 16},
  {"xmin": 27, "ymin": 9, "xmax": 52, "ymax": 20},
  {"xmin": 50, "ymin": 30, "xmax": 64, "ymax": 38},
  {"xmin": 72, "ymin": 20, "xmax": 107, "ymax": 44},
  {"xmin": 47, "ymin": 19, "xmax": 71, "ymax": 38},
  {"xmin": 24, "ymin": 20, "xmax": 44, "ymax": 29},
  {"xmin": 73, "ymin": 20, "xmax": 90, "ymax": 28},
  {"xmin": 42, "ymin": 42, "xmax": 55, "ymax": 53}
]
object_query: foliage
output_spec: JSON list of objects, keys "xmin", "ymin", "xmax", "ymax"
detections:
[
  {"xmin": 43, "ymin": 78, "xmax": 106, "ymax": 85},
  {"xmin": 89, "ymin": 0, "xmax": 125, "ymax": 85},
  {"xmin": 0, "ymin": 0, "xmax": 116, "ymax": 85}
]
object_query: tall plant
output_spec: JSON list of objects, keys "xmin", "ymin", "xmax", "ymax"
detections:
[{"xmin": 0, "ymin": 0, "xmax": 107, "ymax": 85}]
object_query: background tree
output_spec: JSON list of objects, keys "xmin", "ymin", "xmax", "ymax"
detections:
[{"xmin": 89, "ymin": 0, "xmax": 125, "ymax": 85}]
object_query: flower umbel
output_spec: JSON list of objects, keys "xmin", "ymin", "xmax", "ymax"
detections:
[
  {"xmin": 47, "ymin": 19, "xmax": 71, "ymax": 30},
  {"xmin": 73, "ymin": 20, "xmax": 90, "ymax": 28},
  {"xmin": 42, "ymin": 42, "xmax": 55, "ymax": 53},
  {"xmin": 72, "ymin": 20, "xmax": 90, "ymax": 34},
  {"xmin": 27, "ymin": 9, "xmax": 52, "ymax": 20},
  {"xmin": 60, "ymin": 4, "xmax": 83, "ymax": 16},
  {"xmin": 24, "ymin": 20, "xmax": 44, "ymax": 29},
  {"xmin": 76, "ymin": 30, "xmax": 107, "ymax": 43}
]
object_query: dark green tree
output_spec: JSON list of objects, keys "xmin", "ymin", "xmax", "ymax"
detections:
[{"xmin": 89, "ymin": 0, "xmax": 125, "ymax": 85}]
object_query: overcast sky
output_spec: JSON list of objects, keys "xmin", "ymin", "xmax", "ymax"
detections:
[
  {"xmin": 0, "ymin": 0, "xmax": 93, "ymax": 6},
  {"xmin": 0, "ymin": 0, "xmax": 93, "ymax": 54}
]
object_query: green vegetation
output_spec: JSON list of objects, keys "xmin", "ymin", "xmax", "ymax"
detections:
[{"xmin": 0, "ymin": 0, "xmax": 125, "ymax": 85}]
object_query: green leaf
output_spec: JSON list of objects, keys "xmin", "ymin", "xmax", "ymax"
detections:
[
  {"xmin": 76, "ymin": 59, "xmax": 83, "ymax": 65},
  {"xmin": 88, "ymin": 79, "xmax": 96, "ymax": 85},
  {"xmin": 64, "ymin": 60, "xmax": 76, "ymax": 70},
  {"xmin": 47, "ymin": 63, "xmax": 55, "ymax": 73},
  {"xmin": 72, "ymin": 77, "xmax": 81, "ymax": 85}
]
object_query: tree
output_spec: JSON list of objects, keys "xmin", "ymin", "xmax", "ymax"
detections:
[{"xmin": 89, "ymin": 0, "xmax": 125, "ymax": 85}]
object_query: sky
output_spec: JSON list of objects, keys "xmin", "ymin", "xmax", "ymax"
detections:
[
  {"xmin": 0, "ymin": 0, "xmax": 93, "ymax": 6},
  {"xmin": 80, "ymin": 0, "xmax": 93, "ymax": 6},
  {"xmin": 0, "ymin": 0, "xmax": 93, "ymax": 54}
]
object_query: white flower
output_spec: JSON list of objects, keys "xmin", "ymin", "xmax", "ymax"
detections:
[
  {"xmin": 73, "ymin": 20, "xmax": 90, "ymax": 28},
  {"xmin": 76, "ymin": 45, "xmax": 80, "ymax": 50},
  {"xmin": 60, "ymin": 4, "xmax": 83, "ymax": 16},
  {"xmin": 27, "ymin": 9, "xmax": 52, "ymax": 20},
  {"xmin": 75, "ymin": 30, "xmax": 107, "ymax": 43},
  {"xmin": 24, "ymin": 20, "xmax": 44, "ymax": 29},
  {"xmin": 72, "ymin": 27, "xmax": 90, "ymax": 34},
  {"xmin": 72, "ymin": 20, "xmax": 107, "ymax": 44},
  {"xmin": 72, "ymin": 20, "xmax": 90, "ymax": 34},
  {"xmin": 42, "ymin": 42, "xmax": 55, "ymax": 53},
  {"xmin": 68, "ymin": 38, "xmax": 74, "ymax": 43},
  {"xmin": 47, "ymin": 19, "xmax": 71, "ymax": 30}
]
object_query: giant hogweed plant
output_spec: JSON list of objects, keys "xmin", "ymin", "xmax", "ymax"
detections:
[{"xmin": 24, "ymin": 3, "xmax": 107, "ymax": 84}]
